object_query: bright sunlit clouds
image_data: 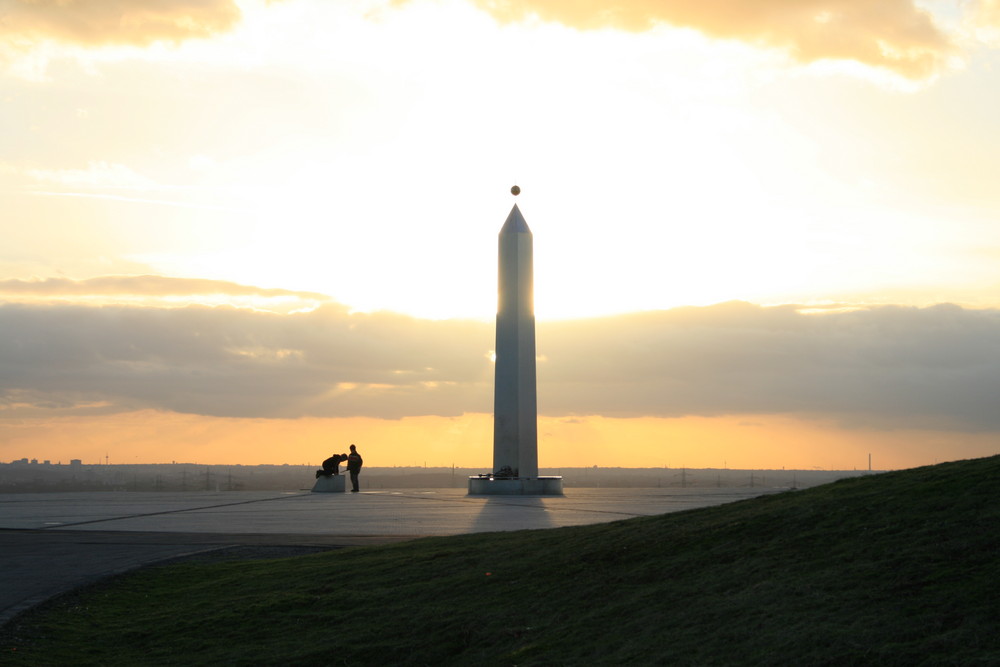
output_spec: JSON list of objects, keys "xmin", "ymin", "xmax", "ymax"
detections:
[
  {"xmin": 9, "ymin": 0, "xmax": 998, "ymax": 320},
  {"xmin": 3, "ymin": 0, "xmax": 1000, "ymax": 469}
]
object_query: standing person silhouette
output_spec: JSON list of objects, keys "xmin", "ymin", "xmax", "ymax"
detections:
[{"xmin": 346, "ymin": 444, "xmax": 363, "ymax": 493}]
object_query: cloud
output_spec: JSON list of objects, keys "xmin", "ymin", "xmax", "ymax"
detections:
[
  {"xmin": 0, "ymin": 0, "xmax": 243, "ymax": 47},
  {"xmin": 538, "ymin": 302, "xmax": 1000, "ymax": 430},
  {"xmin": 461, "ymin": 0, "xmax": 954, "ymax": 79},
  {"xmin": 0, "ymin": 275, "xmax": 331, "ymax": 301},
  {"xmin": 972, "ymin": 0, "xmax": 1000, "ymax": 43},
  {"xmin": 978, "ymin": 0, "xmax": 1000, "ymax": 24},
  {"xmin": 0, "ymin": 301, "xmax": 493, "ymax": 419},
  {"xmin": 0, "ymin": 276, "xmax": 333, "ymax": 313},
  {"xmin": 1, "ymin": 299, "xmax": 999, "ymax": 431},
  {"xmin": 25, "ymin": 162, "xmax": 156, "ymax": 189}
]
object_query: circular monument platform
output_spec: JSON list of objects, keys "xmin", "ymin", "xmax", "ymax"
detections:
[{"xmin": 467, "ymin": 476, "xmax": 563, "ymax": 496}]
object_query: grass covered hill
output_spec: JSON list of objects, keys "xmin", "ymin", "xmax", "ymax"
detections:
[{"xmin": 4, "ymin": 456, "xmax": 999, "ymax": 665}]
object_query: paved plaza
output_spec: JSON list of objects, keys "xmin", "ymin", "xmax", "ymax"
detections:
[{"xmin": 0, "ymin": 486, "xmax": 773, "ymax": 626}]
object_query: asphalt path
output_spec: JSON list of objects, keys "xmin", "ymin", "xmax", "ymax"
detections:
[{"xmin": 0, "ymin": 487, "xmax": 772, "ymax": 627}]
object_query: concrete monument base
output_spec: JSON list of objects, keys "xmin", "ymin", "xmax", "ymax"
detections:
[
  {"xmin": 312, "ymin": 475, "xmax": 346, "ymax": 493},
  {"xmin": 467, "ymin": 476, "xmax": 563, "ymax": 496}
]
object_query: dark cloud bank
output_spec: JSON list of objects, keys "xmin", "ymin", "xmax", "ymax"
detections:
[{"xmin": 2, "ymin": 298, "xmax": 999, "ymax": 431}]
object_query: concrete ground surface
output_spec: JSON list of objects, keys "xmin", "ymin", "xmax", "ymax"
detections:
[{"xmin": 0, "ymin": 486, "xmax": 773, "ymax": 627}]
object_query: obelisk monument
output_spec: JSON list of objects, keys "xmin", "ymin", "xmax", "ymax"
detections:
[
  {"xmin": 469, "ymin": 187, "xmax": 562, "ymax": 495},
  {"xmin": 493, "ymin": 201, "xmax": 539, "ymax": 479}
]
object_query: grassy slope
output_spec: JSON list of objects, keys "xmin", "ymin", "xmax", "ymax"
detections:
[{"xmin": 3, "ymin": 456, "xmax": 999, "ymax": 666}]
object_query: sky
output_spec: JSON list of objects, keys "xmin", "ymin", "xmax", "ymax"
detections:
[{"xmin": 2, "ymin": 0, "xmax": 1000, "ymax": 470}]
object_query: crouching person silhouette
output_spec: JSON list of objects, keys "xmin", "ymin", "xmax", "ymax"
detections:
[{"xmin": 316, "ymin": 453, "xmax": 348, "ymax": 479}]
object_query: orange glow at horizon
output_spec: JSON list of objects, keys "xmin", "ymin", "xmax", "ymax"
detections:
[{"xmin": 2, "ymin": 410, "xmax": 994, "ymax": 472}]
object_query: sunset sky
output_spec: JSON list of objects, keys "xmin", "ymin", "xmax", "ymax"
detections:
[{"xmin": 2, "ymin": 0, "xmax": 999, "ymax": 471}]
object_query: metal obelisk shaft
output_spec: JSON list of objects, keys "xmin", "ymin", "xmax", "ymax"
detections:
[{"xmin": 493, "ymin": 204, "xmax": 538, "ymax": 479}]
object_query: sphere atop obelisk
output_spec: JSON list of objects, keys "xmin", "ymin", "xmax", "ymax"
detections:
[{"xmin": 510, "ymin": 185, "xmax": 520, "ymax": 196}]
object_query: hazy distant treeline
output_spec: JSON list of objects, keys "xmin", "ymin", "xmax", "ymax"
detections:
[{"xmin": 0, "ymin": 462, "xmax": 870, "ymax": 493}]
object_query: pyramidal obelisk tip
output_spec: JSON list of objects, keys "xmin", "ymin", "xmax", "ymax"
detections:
[{"xmin": 501, "ymin": 201, "xmax": 530, "ymax": 234}]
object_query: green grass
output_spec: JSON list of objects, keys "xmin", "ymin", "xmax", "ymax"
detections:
[{"xmin": 4, "ymin": 456, "xmax": 1000, "ymax": 665}]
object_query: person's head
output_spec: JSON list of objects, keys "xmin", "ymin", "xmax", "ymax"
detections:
[{"xmin": 349, "ymin": 444, "xmax": 357, "ymax": 452}]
